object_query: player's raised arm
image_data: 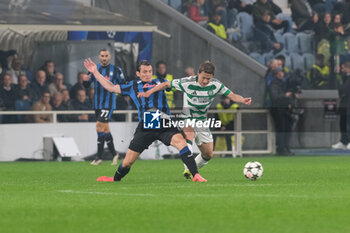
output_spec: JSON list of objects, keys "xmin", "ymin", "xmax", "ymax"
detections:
[
  {"xmin": 84, "ymin": 58, "xmax": 121, "ymax": 94},
  {"xmin": 137, "ymin": 81, "xmax": 171, "ymax": 98},
  {"xmin": 227, "ymin": 92, "xmax": 252, "ymax": 105}
]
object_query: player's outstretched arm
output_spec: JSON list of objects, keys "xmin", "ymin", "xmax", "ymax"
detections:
[
  {"xmin": 227, "ymin": 92, "xmax": 252, "ymax": 105},
  {"xmin": 84, "ymin": 58, "xmax": 121, "ymax": 94},
  {"xmin": 137, "ymin": 81, "xmax": 171, "ymax": 98}
]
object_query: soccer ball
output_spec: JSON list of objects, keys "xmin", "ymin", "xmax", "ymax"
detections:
[{"xmin": 243, "ymin": 161, "xmax": 263, "ymax": 180}]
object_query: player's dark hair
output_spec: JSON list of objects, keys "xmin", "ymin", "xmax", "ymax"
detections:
[
  {"xmin": 99, "ymin": 48, "xmax": 110, "ymax": 54},
  {"xmin": 198, "ymin": 61, "xmax": 215, "ymax": 75},
  {"xmin": 136, "ymin": 60, "xmax": 152, "ymax": 72},
  {"xmin": 315, "ymin": 54, "xmax": 324, "ymax": 62},
  {"xmin": 275, "ymin": 55, "xmax": 285, "ymax": 62},
  {"xmin": 44, "ymin": 60, "xmax": 54, "ymax": 67},
  {"xmin": 42, "ymin": 90, "xmax": 51, "ymax": 97},
  {"xmin": 156, "ymin": 60, "xmax": 166, "ymax": 68}
]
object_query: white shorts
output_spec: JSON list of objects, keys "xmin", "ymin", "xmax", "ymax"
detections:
[{"xmin": 193, "ymin": 126, "xmax": 213, "ymax": 146}]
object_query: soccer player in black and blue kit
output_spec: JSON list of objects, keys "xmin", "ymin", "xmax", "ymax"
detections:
[
  {"xmin": 84, "ymin": 58, "xmax": 207, "ymax": 182},
  {"xmin": 84, "ymin": 49, "xmax": 125, "ymax": 165}
]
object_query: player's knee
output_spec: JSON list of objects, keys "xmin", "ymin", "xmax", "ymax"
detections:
[
  {"xmin": 96, "ymin": 123, "xmax": 104, "ymax": 132},
  {"xmin": 170, "ymin": 134, "xmax": 186, "ymax": 149}
]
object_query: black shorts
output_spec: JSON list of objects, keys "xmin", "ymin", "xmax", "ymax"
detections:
[
  {"xmin": 128, "ymin": 121, "xmax": 183, "ymax": 153},
  {"xmin": 95, "ymin": 109, "xmax": 113, "ymax": 123}
]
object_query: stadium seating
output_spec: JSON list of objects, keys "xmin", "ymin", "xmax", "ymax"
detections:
[
  {"xmin": 274, "ymin": 31, "xmax": 284, "ymax": 44},
  {"xmin": 249, "ymin": 52, "xmax": 264, "ymax": 64},
  {"xmin": 303, "ymin": 53, "xmax": 315, "ymax": 71},
  {"xmin": 290, "ymin": 53, "xmax": 304, "ymax": 71},
  {"xmin": 283, "ymin": 32, "xmax": 298, "ymax": 54},
  {"xmin": 237, "ymin": 12, "xmax": 254, "ymax": 41},
  {"xmin": 297, "ymin": 32, "xmax": 314, "ymax": 54}
]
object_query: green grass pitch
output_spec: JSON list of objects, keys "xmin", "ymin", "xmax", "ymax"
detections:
[{"xmin": 1, "ymin": 156, "xmax": 350, "ymax": 233}]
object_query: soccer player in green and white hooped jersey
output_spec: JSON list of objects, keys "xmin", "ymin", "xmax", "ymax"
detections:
[{"xmin": 138, "ymin": 61, "xmax": 251, "ymax": 179}]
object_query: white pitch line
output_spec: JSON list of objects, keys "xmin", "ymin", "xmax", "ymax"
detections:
[
  {"xmin": 59, "ymin": 190, "xmax": 155, "ymax": 197},
  {"xmin": 58, "ymin": 190, "xmax": 345, "ymax": 199}
]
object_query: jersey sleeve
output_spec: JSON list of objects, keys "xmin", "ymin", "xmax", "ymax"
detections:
[
  {"xmin": 119, "ymin": 81, "xmax": 133, "ymax": 96},
  {"xmin": 217, "ymin": 80, "xmax": 233, "ymax": 96},
  {"xmin": 170, "ymin": 77, "xmax": 188, "ymax": 92}
]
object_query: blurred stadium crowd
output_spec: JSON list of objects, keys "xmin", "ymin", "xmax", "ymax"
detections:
[
  {"xmin": 166, "ymin": 0, "xmax": 350, "ymax": 89},
  {"xmin": 0, "ymin": 55, "xmax": 139, "ymax": 124}
]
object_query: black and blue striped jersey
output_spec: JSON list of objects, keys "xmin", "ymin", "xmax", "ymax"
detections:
[
  {"xmin": 120, "ymin": 78, "xmax": 170, "ymax": 122},
  {"xmin": 88, "ymin": 64, "xmax": 125, "ymax": 110}
]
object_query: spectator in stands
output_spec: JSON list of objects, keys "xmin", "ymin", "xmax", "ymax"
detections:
[
  {"xmin": 228, "ymin": 0, "xmax": 253, "ymax": 15},
  {"xmin": 0, "ymin": 49, "xmax": 16, "ymax": 71},
  {"xmin": 61, "ymin": 89, "xmax": 72, "ymax": 110},
  {"xmin": 254, "ymin": 11, "xmax": 284, "ymax": 53},
  {"xmin": 185, "ymin": 66, "xmax": 196, "ymax": 76},
  {"xmin": 71, "ymin": 88, "xmax": 91, "ymax": 122},
  {"xmin": 227, "ymin": 0, "xmax": 254, "ymax": 30},
  {"xmin": 314, "ymin": 12, "xmax": 332, "ymax": 46},
  {"xmin": 332, "ymin": 13, "xmax": 342, "ymax": 27},
  {"xmin": 307, "ymin": 54, "xmax": 330, "ymax": 89},
  {"xmin": 30, "ymin": 70, "xmax": 48, "ymax": 101},
  {"xmin": 208, "ymin": 0, "xmax": 228, "ymax": 28},
  {"xmin": 291, "ymin": 0, "xmax": 319, "ymax": 31},
  {"xmin": 264, "ymin": 59, "xmax": 283, "ymax": 107},
  {"xmin": 188, "ymin": 0, "xmax": 209, "ymax": 25},
  {"xmin": 51, "ymin": 92, "xmax": 70, "ymax": 122},
  {"xmin": 70, "ymin": 72, "xmax": 89, "ymax": 99},
  {"xmin": 14, "ymin": 74, "xmax": 36, "ymax": 105},
  {"xmin": 31, "ymin": 91, "xmax": 52, "ymax": 123},
  {"xmin": 330, "ymin": 23, "xmax": 349, "ymax": 74},
  {"xmin": 252, "ymin": 0, "xmax": 289, "ymax": 33},
  {"xmin": 152, "ymin": 61, "xmax": 176, "ymax": 109},
  {"xmin": 275, "ymin": 55, "xmax": 290, "ymax": 74},
  {"xmin": 48, "ymin": 73, "xmax": 67, "ymax": 96},
  {"xmin": 8, "ymin": 58, "xmax": 33, "ymax": 84},
  {"xmin": 332, "ymin": 61, "xmax": 350, "ymax": 150},
  {"xmin": 214, "ymin": 96, "xmax": 239, "ymax": 152},
  {"xmin": 207, "ymin": 11, "xmax": 231, "ymax": 42},
  {"xmin": 265, "ymin": 59, "xmax": 283, "ymax": 87},
  {"xmin": 268, "ymin": 67, "xmax": 294, "ymax": 155},
  {"xmin": 41, "ymin": 60, "xmax": 56, "ymax": 84},
  {"xmin": 0, "ymin": 73, "xmax": 16, "ymax": 111}
]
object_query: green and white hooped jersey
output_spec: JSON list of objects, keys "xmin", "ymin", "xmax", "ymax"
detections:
[{"xmin": 171, "ymin": 76, "xmax": 232, "ymax": 121}]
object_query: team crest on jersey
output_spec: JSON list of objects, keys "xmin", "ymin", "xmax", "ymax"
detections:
[
  {"xmin": 208, "ymin": 90, "xmax": 214, "ymax": 95},
  {"xmin": 109, "ymin": 71, "xmax": 114, "ymax": 77}
]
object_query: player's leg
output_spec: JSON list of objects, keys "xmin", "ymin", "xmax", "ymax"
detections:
[
  {"xmin": 184, "ymin": 127, "xmax": 213, "ymax": 178},
  {"xmin": 91, "ymin": 116, "xmax": 105, "ymax": 165},
  {"xmin": 97, "ymin": 149, "xmax": 140, "ymax": 182},
  {"xmin": 159, "ymin": 128, "xmax": 206, "ymax": 182},
  {"xmin": 170, "ymin": 134, "xmax": 206, "ymax": 182},
  {"xmin": 182, "ymin": 126, "xmax": 196, "ymax": 179},
  {"xmin": 196, "ymin": 142, "xmax": 214, "ymax": 169},
  {"xmin": 97, "ymin": 122, "xmax": 157, "ymax": 182},
  {"xmin": 113, "ymin": 149, "xmax": 140, "ymax": 181},
  {"xmin": 103, "ymin": 122, "xmax": 119, "ymax": 165}
]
